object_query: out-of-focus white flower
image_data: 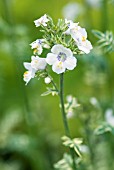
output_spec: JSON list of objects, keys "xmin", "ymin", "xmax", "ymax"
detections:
[
  {"xmin": 31, "ymin": 56, "xmax": 47, "ymax": 71},
  {"xmin": 105, "ymin": 108, "xmax": 114, "ymax": 127},
  {"xmin": 66, "ymin": 95, "xmax": 79, "ymax": 108},
  {"xmin": 62, "ymin": 2, "xmax": 83, "ymax": 21},
  {"xmin": 86, "ymin": 0, "xmax": 102, "ymax": 8},
  {"xmin": 44, "ymin": 77, "xmax": 51, "ymax": 84},
  {"xmin": 79, "ymin": 145, "xmax": 89, "ymax": 154},
  {"xmin": 46, "ymin": 44, "xmax": 77, "ymax": 74},
  {"xmin": 90, "ymin": 97, "xmax": 98, "ymax": 106},
  {"xmin": 23, "ymin": 62, "xmax": 36, "ymax": 85},
  {"xmin": 34, "ymin": 14, "xmax": 49, "ymax": 27},
  {"xmin": 65, "ymin": 95, "xmax": 80, "ymax": 119},
  {"xmin": 30, "ymin": 39, "xmax": 43, "ymax": 55}
]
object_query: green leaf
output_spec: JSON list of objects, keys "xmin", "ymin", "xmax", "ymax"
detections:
[
  {"xmin": 41, "ymin": 90, "xmax": 52, "ymax": 96},
  {"xmin": 61, "ymin": 136, "xmax": 82, "ymax": 157},
  {"xmin": 94, "ymin": 122, "xmax": 114, "ymax": 135},
  {"xmin": 92, "ymin": 29, "xmax": 114, "ymax": 53}
]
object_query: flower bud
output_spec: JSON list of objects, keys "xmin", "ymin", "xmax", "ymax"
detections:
[{"xmin": 44, "ymin": 77, "xmax": 51, "ymax": 84}]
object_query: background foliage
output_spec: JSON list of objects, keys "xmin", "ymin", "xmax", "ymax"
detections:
[{"xmin": 0, "ymin": 0, "xmax": 114, "ymax": 170}]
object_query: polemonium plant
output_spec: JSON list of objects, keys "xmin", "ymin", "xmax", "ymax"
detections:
[{"xmin": 23, "ymin": 14, "xmax": 93, "ymax": 169}]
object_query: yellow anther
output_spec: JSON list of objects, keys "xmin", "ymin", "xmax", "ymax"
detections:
[
  {"xmin": 82, "ymin": 36, "xmax": 86, "ymax": 42},
  {"xmin": 33, "ymin": 49, "xmax": 38, "ymax": 54},
  {"xmin": 34, "ymin": 60, "xmax": 38, "ymax": 63},
  {"xmin": 57, "ymin": 61, "xmax": 62, "ymax": 68},
  {"xmin": 24, "ymin": 71, "xmax": 29, "ymax": 77}
]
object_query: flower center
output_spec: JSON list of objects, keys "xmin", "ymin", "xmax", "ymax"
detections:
[{"xmin": 57, "ymin": 52, "xmax": 67, "ymax": 62}]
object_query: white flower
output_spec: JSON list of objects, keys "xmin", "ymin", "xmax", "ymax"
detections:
[
  {"xmin": 90, "ymin": 97, "xmax": 98, "ymax": 106},
  {"xmin": 23, "ymin": 56, "xmax": 47, "ymax": 85},
  {"xmin": 46, "ymin": 44, "xmax": 77, "ymax": 74},
  {"xmin": 65, "ymin": 21, "xmax": 79, "ymax": 35},
  {"xmin": 30, "ymin": 39, "xmax": 50, "ymax": 55},
  {"xmin": 66, "ymin": 108, "xmax": 74, "ymax": 119},
  {"xmin": 71, "ymin": 27, "xmax": 87, "ymax": 43},
  {"xmin": 79, "ymin": 145, "xmax": 89, "ymax": 154},
  {"xmin": 86, "ymin": 0, "xmax": 102, "ymax": 8},
  {"xmin": 63, "ymin": 2, "xmax": 83, "ymax": 21},
  {"xmin": 70, "ymin": 26, "xmax": 92, "ymax": 54},
  {"xmin": 66, "ymin": 95, "xmax": 79, "ymax": 108},
  {"xmin": 44, "ymin": 77, "xmax": 51, "ymax": 84},
  {"xmin": 65, "ymin": 95, "xmax": 80, "ymax": 119},
  {"xmin": 31, "ymin": 56, "xmax": 47, "ymax": 71},
  {"xmin": 23, "ymin": 62, "xmax": 36, "ymax": 85},
  {"xmin": 105, "ymin": 109, "xmax": 114, "ymax": 127},
  {"xmin": 65, "ymin": 22, "xmax": 93, "ymax": 54},
  {"xmin": 34, "ymin": 14, "xmax": 49, "ymax": 27},
  {"xmin": 30, "ymin": 39, "xmax": 43, "ymax": 55}
]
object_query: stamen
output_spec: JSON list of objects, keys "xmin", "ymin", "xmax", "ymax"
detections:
[
  {"xmin": 57, "ymin": 52, "xmax": 67, "ymax": 62},
  {"xmin": 82, "ymin": 36, "xmax": 86, "ymax": 42}
]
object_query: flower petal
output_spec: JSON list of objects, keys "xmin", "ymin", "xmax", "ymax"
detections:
[
  {"xmin": 31, "ymin": 56, "xmax": 47, "ymax": 70},
  {"xmin": 46, "ymin": 53, "xmax": 57, "ymax": 65},
  {"xmin": 23, "ymin": 62, "xmax": 31, "ymax": 71},
  {"xmin": 65, "ymin": 57, "xmax": 77, "ymax": 70},
  {"xmin": 52, "ymin": 61, "xmax": 66, "ymax": 74},
  {"xmin": 38, "ymin": 58, "xmax": 47, "ymax": 70},
  {"xmin": 77, "ymin": 40, "xmax": 93, "ymax": 54},
  {"xmin": 51, "ymin": 44, "xmax": 72, "ymax": 57}
]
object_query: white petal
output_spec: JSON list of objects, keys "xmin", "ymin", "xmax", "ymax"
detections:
[
  {"xmin": 51, "ymin": 44, "xmax": 72, "ymax": 57},
  {"xmin": 77, "ymin": 40, "xmax": 93, "ymax": 54},
  {"xmin": 31, "ymin": 69, "xmax": 36, "ymax": 78},
  {"xmin": 23, "ymin": 62, "xmax": 31, "ymax": 71},
  {"xmin": 23, "ymin": 71, "xmax": 32, "ymax": 85},
  {"xmin": 37, "ymin": 46, "xmax": 43, "ymax": 55},
  {"xmin": 65, "ymin": 57, "xmax": 77, "ymax": 70},
  {"xmin": 46, "ymin": 53, "xmax": 57, "ymax": 65},
  {"xmin": 31, "ymin": 56, "xmax": 46, "ymax": 70},
  {"xmin": 51, "ymin": 44, "xmax": 65, "ymax": 54},
  {"xmin": 52, "ymin": 61, "xmax": 66, "ymax": 74},
  {"xmin": 38, "ymin": 58, "xmax": 47, "ymax": 70},
  {"xmin": 31, "ymin": 55, "xmax": 36, "ymax": 61}
]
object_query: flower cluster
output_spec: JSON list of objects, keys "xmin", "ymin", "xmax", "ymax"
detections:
[{"xmin": 23, "ymin": 14, "xmax": 93, "ymax": 85}]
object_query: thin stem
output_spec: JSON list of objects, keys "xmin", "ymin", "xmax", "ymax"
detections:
[
  {"xmin": 59, "ymin": 73, "xmax": 76, "ymax": 170},
  {"xmin": 50, "ymin": 77, "xmax": 59, "ymax": 93},
  {"xmin": 46, "ymin": 70, "xmax": 59, "ymax": 92},
  {"xmin": 59, "ymin": 73, "xmax": 70, "ymax": 136}
]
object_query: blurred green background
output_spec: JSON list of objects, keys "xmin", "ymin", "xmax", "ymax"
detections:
[{"xmin": 0, "ymin": 0, "xmax": 114, "ymax": 170}]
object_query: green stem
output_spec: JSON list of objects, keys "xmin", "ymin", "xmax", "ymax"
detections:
[
  {"xmin": 59, "ymin": 73, "xmax": 76, "ymax": 170},
  {"xmin": 46, "ymin": 70, "xmax": 59, "ymax": 92},
  {"xmin": 101, "ymin": 0, "xmax": 108, "ymax": 32},
  {"xmin": 50, "ymin": 77, "xmax": 59, "ymax": 93},
  {"xmin": 59, "ymin": 73, "xmax": 70, "ymax": 136}
]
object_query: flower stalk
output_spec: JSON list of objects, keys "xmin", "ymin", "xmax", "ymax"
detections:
[
  {"xmin": 59, "ymin": 73, "xmax": 76, "ymax": 170},
  {"xmin": 59, "ymin": 73, "xmax": 70, "ymax": 137}
]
